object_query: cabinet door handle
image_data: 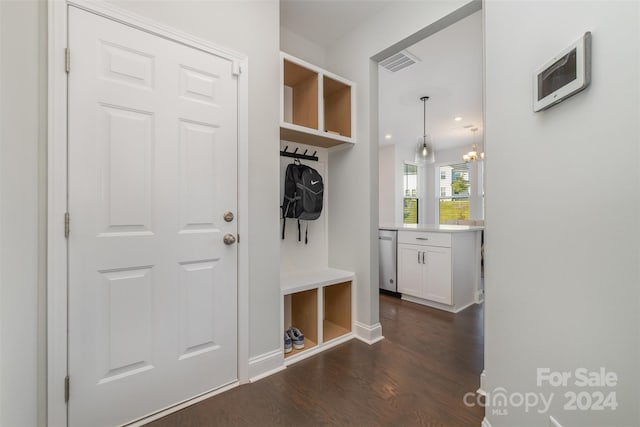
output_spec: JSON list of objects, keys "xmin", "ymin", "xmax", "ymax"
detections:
[
  {"xmin": 417, "ymin": 251, "xmax": 421, "ymax": 264},
  {"xmin": 416, "ymin": 237, "xmax": 429, "ymax": 240},
  {"xmin": 422, "ymin": 251, "xmax": 425, "ymax": 264}
]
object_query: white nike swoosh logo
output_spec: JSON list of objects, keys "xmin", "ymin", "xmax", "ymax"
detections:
[{"xmin": 311, "ymin": 180, "xmax": 319, "ymax": 185}]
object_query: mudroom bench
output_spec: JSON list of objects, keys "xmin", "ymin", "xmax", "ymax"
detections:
[{"xmin": 280, "ymin": 268, "xmax": 355, "ymax": 365}]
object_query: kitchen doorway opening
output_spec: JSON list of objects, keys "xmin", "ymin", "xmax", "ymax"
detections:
[{"xmin": 371, "ymin": 0, "xmax": 487, "ymax": 407}]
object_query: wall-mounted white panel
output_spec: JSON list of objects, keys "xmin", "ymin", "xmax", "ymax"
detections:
[
  {"xmin": 97, "ymin": 266, "xmax": 154, "ymax": 383},
  {"xmin": 179, "ymin": 120, "xmax": 218, "ymax": 232},
  {"xmin": 100, "ymin": 40, "xmax": 154, "ymax": 89}
]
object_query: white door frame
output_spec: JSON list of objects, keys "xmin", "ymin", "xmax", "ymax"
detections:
[{"xmin": 47, "ymin": 1, "xmax": 250, "ymax": 425}]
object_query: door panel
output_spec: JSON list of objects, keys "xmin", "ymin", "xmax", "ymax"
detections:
[
  {"xmin": 68, "ymin": 7, "xmax": 238, "ymax": 426},
  {"xmin": 424, "ymin": 247, "xmax": 452, "ymax": 305},
  {"xmin": 98, "ymin": 105, "xmax": 154, "ymax": 234},
  {"xmin": 397, "ymin": 244, "xmax": 423, "ymax": 297}
]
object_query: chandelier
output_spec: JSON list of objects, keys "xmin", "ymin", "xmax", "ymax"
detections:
[{"xmin": 463, "ymin": 128, "xmax": 484, "ymax": 162}]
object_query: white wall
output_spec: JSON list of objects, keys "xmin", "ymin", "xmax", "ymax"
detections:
[
  {"xmin": 378, "ymin": 144, "xmax": 395, "ymax": 224},
  {"xmin": 280, "ymin": 26, "xmax": 326, "ymax": 68},
  {"xmin": 484, "ymin": 1, "xmax": 639, "ymax": 426},
  {"xmin": 108, "ymin": 0, "xmax": 281, "ymax": 364},
  {"xmin": 0, "ymin": 1, "xmax": 47, "ymax": 426},
  {"xmin": 324, "ymin": 0, "xmax": 470, "ymax": 329},
  {"xmin": 279, "ymin": 141, "xmax": 329, "ymax": 272}
]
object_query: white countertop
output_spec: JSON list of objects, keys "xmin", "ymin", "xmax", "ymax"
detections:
[{"xmin": 379, "ymin": 224, "xmax": 484, "ymax": 233}]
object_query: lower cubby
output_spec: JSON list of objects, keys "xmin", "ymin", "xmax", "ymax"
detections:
[
  {"xmin": 284, "ymin": 289, "xmax": 318, "ymax": 359},
  {"xmin": 323, "ymin": 281, "xmax": 351, "ymax": 342},
  {"xmin": 281, "ymin": 268, "xmax": 354, "ymax": 364}
]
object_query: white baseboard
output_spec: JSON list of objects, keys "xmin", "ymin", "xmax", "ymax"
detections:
[
  {"xmin": 353, "ymin": 321, "xmax": 384, "ymax": 344},
  {"xmin": 549, "ymin": 415, "xmax": 563, "ymax": 427},
  {"xmin": 401, "ymin": 294, "xmax": 477, "ymax": 313},
  {"xmin": 248, "ymin": 349, "xmax": 285, "ymax": 382},
  {"xmin": 481, "ymin": 417, "xmax": 493, "ymax": 427},
  {"xmin": 477, "ymin": 369, "xmax": 487, "ymax": 396}
]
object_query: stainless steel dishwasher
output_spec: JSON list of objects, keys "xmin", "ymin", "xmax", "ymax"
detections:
[{"xmin": 378, "ymin": 229, "xmax": 397, "ymax": 293}]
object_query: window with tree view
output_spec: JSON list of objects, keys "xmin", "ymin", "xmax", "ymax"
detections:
[
  {"xmin": 439, "ymin": 163, "xmax": 470, "ymax": 224},
  {"xmin": 403, "ymin": 163, "xmax": 419, "ymax": 224}
]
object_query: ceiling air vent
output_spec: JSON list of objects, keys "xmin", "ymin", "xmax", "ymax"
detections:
[{"xmin": 379, "ymin": 50, "xmax": 420, "ymax": 72}]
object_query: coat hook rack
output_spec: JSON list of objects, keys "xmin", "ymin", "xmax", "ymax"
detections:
[{"xmin": 280, "ymin": 146, "xmax": 319, "ymax": 162}]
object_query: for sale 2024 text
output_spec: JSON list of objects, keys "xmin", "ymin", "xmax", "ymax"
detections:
[{"xmin": 537, "ymin": 368, "xmax": 618, "ymax": 411}]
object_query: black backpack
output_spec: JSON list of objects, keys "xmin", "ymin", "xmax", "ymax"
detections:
[{"xmin": 282, "ymin": 161, "xmax": 323, "ymax": 243}]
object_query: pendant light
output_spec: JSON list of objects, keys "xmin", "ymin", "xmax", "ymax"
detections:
[{"xmin": 415, "ymin": 96, "xmax": 435, "ymax": 164}]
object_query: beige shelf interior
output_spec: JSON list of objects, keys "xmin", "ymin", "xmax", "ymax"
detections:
[
  {"xmin": 323, "ymin": 76, "xmax": 351, "ymax": 138},
  {"xmin": 284, "ymin": 288, "xmax": 318, "ymax": 358},
  {"xmin": 283, "ymin": 59, "xmax": 318, "ymax": 130},
  {"xmin": 323, "ymin": 281, "xmax": 352, "ymax": 342}
]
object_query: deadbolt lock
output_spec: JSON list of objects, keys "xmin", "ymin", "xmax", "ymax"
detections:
[{"xmin": 223, "ymin": 211, "xmax": 234, "ymax": 222}]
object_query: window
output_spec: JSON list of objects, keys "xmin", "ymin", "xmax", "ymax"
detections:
[
  {"xmin": 403, "ymin": 163, "xmax": 419, "ymax": 224},
  {"xmin": 439, "ymin": 163, "xmax": 470, "ymax": 224}
]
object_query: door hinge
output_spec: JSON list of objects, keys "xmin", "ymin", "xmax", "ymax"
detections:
[
  {"xmin": 64, "ymin": 212, "xmax": 70, "ymax": 238},
  {"xmin": 65, "ymin": 48, "xmax": 70, "ymax": 73},
  {"xmin": 237, "ymin": 233, "xmax": 240, "ymax": 243},
  {"xmin": 232, "ymin": 61, "xmax": 241, "ymax": 76},
  {"xmin": 64, "ymin": 375, "xmax": 70, "ymax": 402}
]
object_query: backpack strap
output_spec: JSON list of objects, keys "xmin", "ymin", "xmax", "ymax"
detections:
[{"xmin": 282, "ymin": 217, "xmax": 286, "ymax": 240}]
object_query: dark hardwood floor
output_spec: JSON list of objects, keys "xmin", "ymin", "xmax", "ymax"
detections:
[{"xmin": 146, "ymin": 294, "xmax": 484, "ymax": 427}]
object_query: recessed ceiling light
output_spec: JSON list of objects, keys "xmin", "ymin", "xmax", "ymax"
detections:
[
  {"xmin": 454, "ymin": 116, "xmax": 463, "ymax": 121},
  {"xmin": 385, "ymin": 134, "xmax": 392, "ymax": 139}
]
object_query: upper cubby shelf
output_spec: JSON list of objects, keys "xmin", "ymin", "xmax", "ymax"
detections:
[{"xmin": 280, "ymin": 52, "xmax": 356, "ymax": 148}]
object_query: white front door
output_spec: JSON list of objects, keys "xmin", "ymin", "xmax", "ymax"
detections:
[{"xmin": 67, "ymin": 7, "xmax": 238, "ymax": 426}]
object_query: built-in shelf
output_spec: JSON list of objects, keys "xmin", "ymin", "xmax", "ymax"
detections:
[
  {"xmin": 281, "ymin": 52, "xmax": 356, "ymax": 148},
  {"xmin": 283, "ymin": 59, "xmax": 318, "ymax": 131},
  {"xmin": 281, "ymin": 268, "xmax": 355, "ymax": 364},
  {"xmin": 284, "ymin": 289, "xmax": 318, "ymax": 359},
  {"xmin": 281, "ymin": 268, "xmax": 355, "ymax": 295},
  {"xmin": 323, "ymin": 281, "xmax": 351, "ymax": 342},
  {"xmin": 323, "ymin": 76, "xmax": 351, "ymax": 138}
]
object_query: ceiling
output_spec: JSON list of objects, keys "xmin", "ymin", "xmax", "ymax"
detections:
[
  {"xmin": 378, "ymin": 10, "xmax": 483, "ymax": 151},
  {"xmin": 280, "ymin": 0, "xmax": 395, "ymax": 48},
  {"xmin": 279, "ymin": 1, "xmax": 483, "ymax": 153}
]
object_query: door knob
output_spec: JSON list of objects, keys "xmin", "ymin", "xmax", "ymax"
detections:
[{"xmin": 223, "ymin": 234, "xmax": 236, "ymax": 245}]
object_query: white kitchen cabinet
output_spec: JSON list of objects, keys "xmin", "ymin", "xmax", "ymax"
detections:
[
  {"xmin": 396, "ymin": 229, "xmax": 480, "ymax": 313},
  {"xmin": 397, "ymin": 244, "xmax": 424, "ymax": 297},
  {"xmin": 423, "ymin": 245, "xmax": 452, "ymax": 304},
  {"xmin": 398, "ymin": 243, "xmax": 452, "ymax": 305}
]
